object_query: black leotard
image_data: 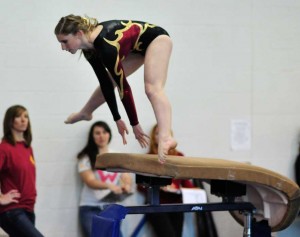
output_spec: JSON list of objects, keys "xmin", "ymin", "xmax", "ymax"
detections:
[{"xmin": 85, "ymin": 20, "xmax": 169, "ymax": 126}]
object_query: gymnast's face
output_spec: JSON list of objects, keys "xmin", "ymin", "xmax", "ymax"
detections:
[
  {"xmin": 93, "ymin": 126, "xmax": 110, "ymax": 148},
  {"xmin": 56, "ymin": 33, "xmax": 82, "ymax": 54}
]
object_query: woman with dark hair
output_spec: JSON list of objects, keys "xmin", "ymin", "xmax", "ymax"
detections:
[
  {"xmin": 77, "ymin": 121, "xmax": 132, "ymax": 237},
  {"xmin": 0, "ymin": 105, "xmax": 44, "ymax": 237}
]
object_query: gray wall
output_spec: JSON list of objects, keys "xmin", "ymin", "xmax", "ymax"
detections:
[{"xmin": 1, "ymin": 0, "xmax": 300, "ymax": 236}]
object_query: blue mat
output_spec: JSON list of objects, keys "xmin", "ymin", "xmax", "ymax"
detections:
[{"xmin": 91, "ymin": 204, "xmax": 127, "ymax": 237}]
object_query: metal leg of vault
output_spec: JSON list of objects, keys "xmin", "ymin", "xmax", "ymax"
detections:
[{"xmin": 243, "ymin": 211, "xmax": 253, "ymax": 237}]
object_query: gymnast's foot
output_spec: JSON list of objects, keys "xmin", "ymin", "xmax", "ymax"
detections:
[
  {"xmin": 158, "ymin": 137, "xmax": 177, "ymax": 164},
  {"xmin": 64, "ymin": 112, "xmax": 92, "ymax": 124}
]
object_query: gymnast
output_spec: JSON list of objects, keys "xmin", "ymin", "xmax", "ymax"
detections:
[{"xmin": 54, "ymin": 14, "xmax": 177, "ymax": 163}]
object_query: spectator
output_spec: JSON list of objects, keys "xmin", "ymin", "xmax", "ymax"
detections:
[
  {"xmin": 0, "ymin": 105, "xmax": 44, "ymax": 237},
  {"xmin": 77, "ymin": 121, "xmax": 133, "ymax": 237}
]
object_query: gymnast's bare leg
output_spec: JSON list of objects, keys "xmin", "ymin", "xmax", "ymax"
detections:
[
  {"xmin": 144, "ymin": 35, "xmax": 177, "ymax": 163},
  {"xmin": 65, "ymin": 54, "xmax": 144, "ymax": 124},
  {"xmin": 65, "ymin": 86, "xmax": 104, "ymax": 124}
]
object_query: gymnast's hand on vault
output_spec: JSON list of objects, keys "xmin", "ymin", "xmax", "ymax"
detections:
[
  {"xmin": 116, "ymin": 119, "xmax": 129, "ymax": 145},
  {"xmin": 133, "ymin": 124, "xmax": 149, "ymax": 148}
]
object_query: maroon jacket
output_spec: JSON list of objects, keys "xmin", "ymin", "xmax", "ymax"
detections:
[{"xmin": 0, "ymin": 140, "xmax": 36, "ymax": 213}]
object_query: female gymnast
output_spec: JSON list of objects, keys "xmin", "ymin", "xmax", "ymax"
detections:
[{"xmin": 54, "ymin": 14, "xmax": 177, "ymax": 163}]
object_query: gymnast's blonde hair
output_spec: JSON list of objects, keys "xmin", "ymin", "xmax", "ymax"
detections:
[
  {"xmin": 54, "ymin": 14, "xmax": 98, "ymax": 35},
  {"xmin": 54, "ymin": 14, "xmax": 99, "ymax": 58}
]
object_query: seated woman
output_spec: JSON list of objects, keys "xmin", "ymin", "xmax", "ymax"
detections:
[{"xmin": 77, "ymin": 121, "xmax": 133, "ymax": 237}]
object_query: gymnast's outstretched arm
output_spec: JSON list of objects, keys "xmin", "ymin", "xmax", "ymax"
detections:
[{"xmin": 65, "ymin": 85, "xmax": 106, "ymax": 124}]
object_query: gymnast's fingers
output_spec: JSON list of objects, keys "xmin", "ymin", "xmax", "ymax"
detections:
[
  {"xmin": 139, "ymin": 139, "xmax": 146, "ymax": 148},
  {"xmin": 139, "ymin": 135, "xmax": 149, "ymax": 148},
  {"xmin": 122, "ymin": 132, "xmax": 127, "ymax": 145},
  {"xmin": 139, "ymin": 134, "xmax": 149, "ymax": 148},
  {"xmin": 116, "ymin": 119, "xmax": 128, "ymax": 145},
  {"xmin": 143, "ymin": 134, "xmax": 150, "ymax": 139},
  {"xmin": 143, "ymin": 134, "xmax": 150, "ymax": 145}
]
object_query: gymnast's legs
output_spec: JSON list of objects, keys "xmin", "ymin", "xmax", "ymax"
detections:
[
  {"xmin": 64, "ymin": 42, "xmax": 177, "ymax": 163},
  {"xmin": 144, "ymin": 35, "xmax": 177, "ymax": 163}
]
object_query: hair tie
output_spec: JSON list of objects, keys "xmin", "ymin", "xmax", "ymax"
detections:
[{"xmin": 82, "ymin": 17, "xmax": 89, "ymax": 25}]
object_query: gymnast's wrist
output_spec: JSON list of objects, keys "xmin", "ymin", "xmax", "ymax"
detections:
[
  {"xmin": 130, "ymin": 121, "xmax": 139, "ymax": 126},
  {"xmin": 113, "ymin": 115, "xmax": 121, "ymax": 122}
]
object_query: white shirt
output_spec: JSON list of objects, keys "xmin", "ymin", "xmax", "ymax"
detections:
[{"xmin": 78, "ymin": 151, "xmax": 122, "ymax": 207}]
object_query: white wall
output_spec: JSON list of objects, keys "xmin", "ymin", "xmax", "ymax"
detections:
[{"xmin": 1, "ymin": 0, "xmax": 300, "ymax": 236}]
